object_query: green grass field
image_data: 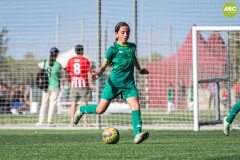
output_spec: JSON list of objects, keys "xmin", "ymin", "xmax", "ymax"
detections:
[{"xmin": 1, "ymin": 129, "xmax": 240, "ymax": 159}]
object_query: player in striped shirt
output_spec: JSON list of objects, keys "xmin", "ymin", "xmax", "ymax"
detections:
[{"xmin": 65, "ymin": 45, "xmax": 94, "ymax": 127}]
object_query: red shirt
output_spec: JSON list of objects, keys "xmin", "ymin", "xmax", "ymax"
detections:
[
  {"xmin": 234, "ymin": 83, "xmax": 240, "ymax": 94},
  {"xmin": 65, "ymin": 56, "xmax": 91, "ymax": 88},
  {"xmin": 222, "ymin": 90, "xmax": 228, "ymax": 98}
]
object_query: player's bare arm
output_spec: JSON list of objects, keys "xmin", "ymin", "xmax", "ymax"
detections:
[
  {"xmin": 134, "ymin": 56, "xmax": 149, "ymax": 75},
  {"xmin": 87, "ymin": 71, "xmax": 95, "ymax": 91},
  {"xmin": 91, "ymin": 61, "xmax": 108, "ymax": 81}
]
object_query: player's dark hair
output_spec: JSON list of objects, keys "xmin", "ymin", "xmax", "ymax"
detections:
[
  {"xmin": 108, "ymin": 22, "xmax": 130, "ymax": 67},
  {"xmin": 114, "ymin": 22, "xmax": 130, "ymax": 43},
  {"xmin": 49, "ymin": 47, "xmax": 60, "ymax": 67},
  {"xmin": 75, "ymin": 44, "xmax": 84, "ymax": 55}
]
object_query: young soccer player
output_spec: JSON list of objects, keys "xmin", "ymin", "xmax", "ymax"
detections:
[
  {"xmin": 223, "ymin": 101, "xmax": 240, "ymax": 136},
  {"xmin": 74, "ymin": 22, "xmax": 149, "ymax": 144},
  {"xmin": 167, "ymin": 83, "xmax": 174, "ymax": 114},
  {"xmin": 188, "ymin": 85, "xmax": 194, "ymax": 111}
]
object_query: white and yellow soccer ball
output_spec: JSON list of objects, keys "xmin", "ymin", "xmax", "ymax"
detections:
[{"xmin": 102, "ymin": 127, "xmax": 120, "ymax": 144}]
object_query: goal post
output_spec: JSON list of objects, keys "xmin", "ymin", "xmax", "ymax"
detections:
[{"xmin": 192, "ymin": 26, "xmax": 240, "ymax": 131}]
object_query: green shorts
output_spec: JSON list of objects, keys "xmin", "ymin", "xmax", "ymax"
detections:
[
  {"xmin": 69, "ymin": 87, "xmax": 92, "ymax": 102},
  {"xmin": 101, "ymin": 83, "xmax": 138, "ymax": 101}
]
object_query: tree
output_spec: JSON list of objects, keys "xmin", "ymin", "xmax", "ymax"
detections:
[
  {"xmin": 25, "ymin": 52, "xmax": 36, "ymax": 59},
  {"xmin": 151, "ymin": 52, "xmax": 164, "ymax": 61},
  {"xmin": 0, "ymin": 27, "xmax": 9, "ymax": 79},
  {"xmin": 0, "ymin": 27, "xmax": 9, "ymax": 60}
]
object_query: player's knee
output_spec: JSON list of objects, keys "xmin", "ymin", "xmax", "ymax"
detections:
[
  {"xmin": 96, "ymin": 107, "xmax": 106, "ymax": 114},
  {"xmin": 131, "ymin": 104, "xmax": 140, "ymax": 110}
]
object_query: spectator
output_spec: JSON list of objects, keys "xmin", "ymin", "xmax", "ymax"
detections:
[
  {"xmin": 23, "ymin": 89, "xmax": 30, "ymax": 108},
  {"xmin": 0, "ymin": 83, "xmax": 8, "ymax": 113},
  {"xmin": 36, "ymin": 47, "xmax": 62, "ymax": 127},
  {"xmin": 26, "ymin": 73, "xmax": 35, "ymax": 90},
  {"xmin": 4, "ymin": 88, "xmax": 15, "ymax": 113},
  {"xmin": 0, "ymin": 83, "xmax": 4, "ymax": 96},
  {"xmin": 233, "ymin": 79, "xmax": 240, "ymax": 103},
  {"xmin": 63, "ymin": 80, "xmax": 70, "ymax": 101},
  {"xmin": 10, "ymin": 84, "xmax": 29, "ymax": 114},
  {"xmin": 5, "ymin": 80, "xmax": 12, "ymax": 89},
  {"xmin": 188, "ymin": 85, "xmax": 194, "ymax": 111},
  {"xmin": 167, "ymin": 83, "xmax": 174, "ymax": 114},
  {"xmin": 178, "ymin": 80, "xmax": 186, "ymax": 103},
  {"xmin": 0, "ymin": 95, "xmax": 11, "ymax": 114},
  {"xmin": 208, "ymin": 82, "xmax": 215, "ymax": 109},
  {"xmin": 221, "ymin": 86, "xmax": 228, "ymax": 108},
  {"xmin": 5, "ymin": 86, "xmax": 17, "ymax": 114},
  {"xmin": 65, "ymin": 44, "xmax": 94, "ymax": 127}
]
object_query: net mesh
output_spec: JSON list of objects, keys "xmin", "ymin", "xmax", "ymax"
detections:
[
  {"xmin": 194, "ymin": 30, "xmax": 240, "ymax": 127},
  {"xmin": 0, "ymin": 1, "xmax": 239, "ymax": 129}
]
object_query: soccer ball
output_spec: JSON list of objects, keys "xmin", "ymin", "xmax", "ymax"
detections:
[{"xmin": 102, "ymin": 127, "xmax": 120, "ymax": 144}]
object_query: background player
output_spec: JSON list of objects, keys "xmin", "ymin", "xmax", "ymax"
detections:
[
  {"xmin": 188, "ymin": 85, "xmax": 194, "ymax": 111},
  {"xmin": 223, "ymin": 101, "xmax": 240, "ymax": 136},
  {"xmin": 65, "ymin": 44, "xmax": 94, "ymax": 127},
  {"xmin": 167, "ymin": 83, "xmax": 174, "ymax": 114}
]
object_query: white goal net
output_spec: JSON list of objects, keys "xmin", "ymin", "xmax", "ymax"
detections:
[
  {"xmin": 0, "ymin": 1, "xmax": 239, "ymax": 130},
  {"xmin": 192, "ymin": 26, "xmax": 240, "ymax": 131}
]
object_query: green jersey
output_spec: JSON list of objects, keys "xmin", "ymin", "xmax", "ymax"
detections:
[
  {"xmin": 44, "ymin": 60, "xmax": 62, "ymax": 90},
  {"xmin": 188, "ymin": 88, "xmax": 194, "ymax": 102},
  {"xmin": 168, "ymin": 87, "xmax": 174, "ymax": 102},
  {"xmin": 105, "ymin": 42, "xmax": 136, "ymax": 88}
]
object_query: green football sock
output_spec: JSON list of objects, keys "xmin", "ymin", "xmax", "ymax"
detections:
[
  {"xmin": 80, "ymin": 104, "xmax": 97, "ymax": 114},
  {"xmin": 132, "ymin": 110, "xmax": 142, "ymax": 138},
  {"xmin": 226, "ymin": 101, "xmax": 240, "ymax": 124}
]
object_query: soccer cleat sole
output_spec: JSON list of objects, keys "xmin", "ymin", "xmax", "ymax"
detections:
[
  {"xmin": 223, "ymin": 117, "xmax": 230, "ymax": 136},
  {"xmin": 73, "ymin": 113, "xmax": 83, "ymax": 125},
  {"xmin": 134, "ymin": 132, "xmax": 149, "ymax": 144}
]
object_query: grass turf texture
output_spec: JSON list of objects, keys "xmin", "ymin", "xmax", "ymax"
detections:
[{"xmin": 1, "ymin": 130, "xmax": 240, "ymax": 159}]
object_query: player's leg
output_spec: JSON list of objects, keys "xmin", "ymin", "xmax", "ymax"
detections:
[
  {"xmin": 74, "ymin": 84, "xmax": 115, "ymax": 125},
  {"xmin": 82, "ymin": 101, "xmax": 93, "ymax": 127},
  {"xmin": 47, "ymin": 90, "xmax": 59, "ymax": 126},
  {"xmin": 37, "ymin": 90, "xmax": 50, "ymax": 126},
  {"xmin": 223, "ymin": 101, "xmax": 240, "ymax": 135},
  {"xmin": 126, "ymin": 97, "xmax": 149, "ymax": 144},
  {"xmin": 74, "ymin": 99, "xmax": 111, "ymax": 125},
  {"xmin": 188, "ymin": 102, "xmax": 193, "ymax": 111},
  {"xmin": 123, "ymin": 88, "xmax": 149, "ymax": 144},
  {"xmin": 74, "ymin": 83, "xmax": 125, "ymax": 125},
  {"xmin": 167, "ymin": 102, "xmax": 171, "ymax": 113},
  {"xmin": 69, "ymin": 88, "xmax": 79, "ymax": 126},
  {"xmin": 82, "ymin": 101, "xmax": 89, "ymax": 126},
  {"xmin": 81, "ymin": 87, "xmax": 93, "ymax": 126},
  {"xmin": 171, "ymin": 102, "xmax": 175, "ymax": 112},
  {"xmin": 69, "ymin": 101, "xmax": 77, "ymax": 126}
]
